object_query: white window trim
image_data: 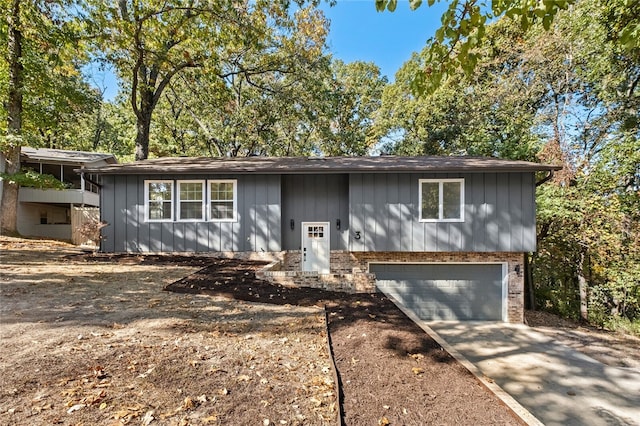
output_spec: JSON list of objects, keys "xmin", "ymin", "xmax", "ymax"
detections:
[
  {"xmin": 419, "ymin": 178, "xmax": 465, "ymax": 222},
  {"xmin": 208, "ymin": 179, "xmax": 238, "ymax": 222},
  {"xmin": 176, "ymin": 180, "xmax": 205, "ymax": 222},
  {"xmin": 144, "ymin": 180, "xmax": 174, "ymax": 222}
]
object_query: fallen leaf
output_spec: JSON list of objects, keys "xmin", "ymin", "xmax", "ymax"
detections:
[
  {"xmin": 182, "ymin": 397, "xmax": 195, "ymax": 409},
  {"xmin": 408, "ymin": 353, "xmax": 424, "ymax": 361},
  {"xmin": 412, "ymin": 367, "xmax": 425, "ymax": 375},
  {"xmin": 67, "ymin": 403, "xmax": 86, "ymax": 414},
  {"xmin": 378, "ymin": 416, "xmax": 390, "ymax": 425},
  {"xmin": 351, "ymin": 358, "xmax": 359, "ymax": 365},
  {"xmin": 309, "ymin": 397, "xmax": 322, "ymax": 407},
  {"xmin": 137, "ymin": 367, "xmax": 155, "ymax": 378},
  {"xmin": 141, "ymin": 410, "xmax": 155, "ymax": 425},
  {"xmin": 203, "ymin": 414, "xmax": 218, "ymax": 423}
]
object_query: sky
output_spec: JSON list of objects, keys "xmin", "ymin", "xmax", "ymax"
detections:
[
  {"xmin": 92, "ymin": 0, "xmax": 446, "ymax": 101},
  {"xmin": 320, "ymin": 1, "xmax": 446, "ymax": 80}
]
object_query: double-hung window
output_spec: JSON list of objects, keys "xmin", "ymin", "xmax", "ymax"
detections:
[
  {"xmin": 419, "ymin": 178, "xmax": 464, "ymax": 222},
  {"xmin": 145, "ymin": 180, "xmax": 174, "ymax": 221},
  {"xmin": 177, "ymin": 180, "xmax": 205, "ymax": 221},
  {"xmin": 145, "ymin": 179, "xmax": 237, "ymax": 222},
  {"xmin": 209, "ymin": 180, "xmax": 237, "ymax": 221}
]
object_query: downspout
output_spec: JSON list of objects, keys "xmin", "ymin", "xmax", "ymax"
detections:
[{"xmin": 535, "ymin": 170, "xmax": 555, "ymax": 187}]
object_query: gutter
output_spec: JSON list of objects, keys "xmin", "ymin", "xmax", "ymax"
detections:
[{"xmin": 535, "ymin": 170, "xmax": 555, "ymax": 187}]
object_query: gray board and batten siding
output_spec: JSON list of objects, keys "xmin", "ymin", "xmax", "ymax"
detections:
[
  {"xmin": 100, "ymin": 174, "xmax": 281, "ymax": 253},
  {"xmin": 349, "ymin": 172, "xmax": 536, "ymax": 253},
  {"xmin": 281, "ymin": 174, "xmax": 349, "ymax": 251},
  {"xmin": 87, "ymin": 156, "xmax": 558, "ymax": 254}
]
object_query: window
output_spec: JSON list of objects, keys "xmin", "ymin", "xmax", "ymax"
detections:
[
  {"xmin": 419, "ymin": 178, "xmax": 464, "ymax": 221},
  {"xmin": 144, "ymin": 179, "xmax": 237, "ymax": 222},
  {"xmin": 307, "ymin": 225, "xmax": 325, "ymax": 238},
  {"xmin": 145, "ymin": 180, "xmax": 174, "ymax": 221},
  {"xmin": 209, "ymin": 180, "xmax": 237, "ymax": 221},
  {"xmin": 177, "ymin": 180, "xmax": 205, "ymax": 221}
]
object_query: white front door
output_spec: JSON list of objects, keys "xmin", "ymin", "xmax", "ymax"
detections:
[{"xmin": 302, "ymin": 222, "xmax": 330, "ymax": 273}]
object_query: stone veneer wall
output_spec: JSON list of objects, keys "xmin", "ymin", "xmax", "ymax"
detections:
[{"xmin": 258, "ymin": 251, "xmax": 376, "ymax": 293}]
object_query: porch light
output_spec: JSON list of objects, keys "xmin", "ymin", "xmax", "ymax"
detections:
[
  {"xmin": 290, "ymin": 219, "xmax": 295, "ymax": 230},
  {"xmin": 336, "ymin": 219, "xmax": 341, "ymax": 230}
]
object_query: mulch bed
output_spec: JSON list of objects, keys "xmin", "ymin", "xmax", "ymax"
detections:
[{"xmin": 161, "ymin": 260, "xmax": 522, "ymax": 425}]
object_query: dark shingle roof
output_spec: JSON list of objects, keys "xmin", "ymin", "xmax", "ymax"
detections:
[
  {"xmin": 81, "ymin": 155, "xmax": 561, "ymax": 175},
  {"xmin": 21, "ymin": 147, "xmax": 117, "ymax": 165}
]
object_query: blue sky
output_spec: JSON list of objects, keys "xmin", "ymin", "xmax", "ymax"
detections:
[
  {"xmin": 321, "ymin": 1, "xmax": 446, "ymax": 80},
  {"xmin": 91, "ymin": 1, "xmax": 445, "ymax": 101}
]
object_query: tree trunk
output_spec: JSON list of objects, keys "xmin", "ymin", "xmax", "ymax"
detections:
[
  {"xmin": 134, "ymin": 91, "xmax": 155, "ymax": 161},
  {"xmin": 135, "ymin": 116, "xmax": 151, "ymax": 160},
  {"xmin": 1, "ymin": 0, "xmax": 23, "ymax": 236},
  {"xmin": 578, "ymin": 251, "xmax": 589, "ymax": 322}
]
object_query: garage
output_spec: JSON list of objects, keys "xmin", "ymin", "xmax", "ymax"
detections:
[{"xmin": 371, "ymin": 263, "xmax": 506, "ymax": 321}]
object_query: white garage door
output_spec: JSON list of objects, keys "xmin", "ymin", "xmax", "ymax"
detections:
[{"xmin": 371, "ymin": 263, "xmax": 505, "ymax": 321}]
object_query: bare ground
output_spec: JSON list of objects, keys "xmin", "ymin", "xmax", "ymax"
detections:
[
  {"xmin": 3, "ymin": 237, "xmax": 637, "ymax": 425},
  {"xmin": 0, "ymin": 238, "xmax": 335, "ymax": 425}
]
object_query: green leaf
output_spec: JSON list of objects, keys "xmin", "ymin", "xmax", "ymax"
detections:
[
  {"xmin": 410, "ymin": 0, "xmax": 423, "ymax": 11},
  {"xmin": 387, "ymin": 0, "xmax": 397, "ymax": 12}
]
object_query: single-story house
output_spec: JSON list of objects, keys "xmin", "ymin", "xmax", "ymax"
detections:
[
  {"xmin": 82, "ymin": 155, "xmax": 560, "ymax": 323},
  {"xmin": 16, "ymin": 147, "xmax": 117, "ymax": 243}
]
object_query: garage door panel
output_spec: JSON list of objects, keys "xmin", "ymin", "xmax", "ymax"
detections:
[{"xmin": 372, "ymin": 264, "xmax": 503, "ymax": 321}]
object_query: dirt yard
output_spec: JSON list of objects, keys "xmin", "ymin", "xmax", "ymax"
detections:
[
  {"xmin": 2, "ymin": 237, "xmax": 638, "ymax": 425},
  {"xmin": 0, "ymin": 238, "xmax": 335, "ymax": 425}
]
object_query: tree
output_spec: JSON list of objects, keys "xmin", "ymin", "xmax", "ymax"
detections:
[
  {"xmin": 375, "ymin": 18, "xmax": 544, "ymax": 160},
  {"xmin": 319, "ymin": 60, "xmax": 387, "ymax": 155},
  {"xmin": 523, "ymin": 1, "xmax": 640, "ymax": 326},
  {"xmin": 0, "ymin": 0, "xmax": 97, "ymax": 235},
  {"xmin": 0, "ymin": 0, "xmax": 23, "ymax": 235},
  {"xmin": 86, "ymin": 0, "xmax": 330, "ymax": 160},
  {"xmin": 144, "ymin": 5, "xmax": 333, "ymax": 158}
]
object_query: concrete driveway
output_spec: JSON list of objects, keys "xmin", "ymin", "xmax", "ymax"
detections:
[{"xmin": 426, "ymin": 321, "xmax": 640, "ymax": 426}]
